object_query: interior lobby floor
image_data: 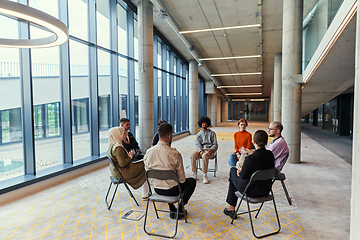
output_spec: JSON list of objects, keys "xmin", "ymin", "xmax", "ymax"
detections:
[{"xmin": 0, "ymin": 122, "xmax": 351, "ymax": 239}]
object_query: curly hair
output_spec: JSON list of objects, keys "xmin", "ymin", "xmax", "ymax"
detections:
[{"xmin": 198, "ymin": 116, "xmax": 211, "ymax": 128}]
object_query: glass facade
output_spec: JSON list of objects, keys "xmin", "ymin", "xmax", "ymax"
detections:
[
  {"xmin": 303, "ymin": 0, "xmax": 344, "ymax": 70},
  {"xmin": 228, "ymin": 101, "xmax": 269, "ymax": 122},
  {"xmin": 0, "ymin": 0, "xmax": 192, "ymax": 188}
]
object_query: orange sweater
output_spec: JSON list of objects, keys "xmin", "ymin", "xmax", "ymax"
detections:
[{"xmin": 234, "ymin": 130, "xmax": 252, "ymax": 152}]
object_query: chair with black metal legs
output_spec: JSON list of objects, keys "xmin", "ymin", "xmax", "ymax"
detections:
[
  {"xmin": 196, "ymin": 153, "xmax": 218, "ymax": 177},
  {"xmin": 105, "ymin": 155, "xmax": 139, "ymax": 210},
  {"xmin": 231, "ymin": 168, "xmax": 281, "ymax": 239},
  {"xmin": 143, "ymin": 169, "xmax": 187, "ymax": 238},
  {"xmin": 274, "ymin": 154, "xmax": 291, "ymax": 205}
]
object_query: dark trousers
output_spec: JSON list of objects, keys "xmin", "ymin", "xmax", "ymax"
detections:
[
  {"xmin": 155, "ymin": 178, "xmax": 196, "ymax": 210},
  {"xmin": 226, "ymin": 167, "xmax": 243, "ymax": 207}
]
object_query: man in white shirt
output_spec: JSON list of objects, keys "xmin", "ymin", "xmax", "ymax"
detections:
[{"xmin": 144, "ymin": 123, "xmax": 196, "ymax": 219}]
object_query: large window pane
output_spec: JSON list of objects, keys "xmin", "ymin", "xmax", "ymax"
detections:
[
  {"xmin": 70, "ymin": 40, "xmax": 90, "ymax": 160},
  {"xmin": 98, "ymin": 50, "xmax": 111, "ymax": 154},
  {"xmin": 30, "ymin": 36, "xmax": 62, "ymax": 172},
  {"xmin": 96, "ymin": 0, "xmax": 110, "ymax": 48},
  {"xmin": 134, "ymin": 18, "xmax": 138, "ymax": 60},
  {"xmin": 117, "ymin": 4, "xmax": 127, "ymax": 56},
  {"xmin": 119, "ymin": 56, "xmax": 128, "ymax": 118},
  {"xmin": 69, "ymin": 0, "xmax": 88, "ymax": 40},
  {"xmin": 0, "ymin": 14, "xmax": 23, "ymax": 181}
]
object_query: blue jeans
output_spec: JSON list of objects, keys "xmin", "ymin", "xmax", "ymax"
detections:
[{"xmin": 228, "ymin": 153, "xmax": 238, "ymax": 167}]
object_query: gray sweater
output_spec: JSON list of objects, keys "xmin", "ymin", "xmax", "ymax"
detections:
[{"xmin": 195, "ymin": 129, "xmax": 218, "ymax": 153}]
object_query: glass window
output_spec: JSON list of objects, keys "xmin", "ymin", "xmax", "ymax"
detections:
[
  {"xmin": 98, "ymin": 50, "xmax": 111, "ymax": 154},
  {"xmin": 69, "ymin": 40, "xmax": 90, "ymax": 160},
  {"xmin": 158, "ymin": 70, "xmax": 162, "ymax": 120},
  {"xmin": 30, "ymin": 32, "xmax": 62, "ymax": 173},
  {"xmin": 117, "ymin": 4, "xmax": 127, "ymax": 56},
  {"xmin": 134, "ymin": 18, "xmax": 138, "ymax": 60},
  {"xmin": 157, "ymin": 41, "xmax": 162, "ymax": 67},
  {"xmin": 0, "ymin": 14, "xmax": 23, "ymax": 180},
  {"xmin": 119, "ymin": 56, "xmax": 128, "ymax": 118},
  {"xmin": 96, "ymin": 0, "xmax": 110, "ymax": 49},
  {"xmin": 30, "ymin": 0, "xmax": 58, "ymax": 17},
  {"xmin": 68, "ymin": 0, "xmax": 88, "ymax": 40},
  {"xmin": 134, "ymin": 62, "xmax": 139, "ymax": 129}
]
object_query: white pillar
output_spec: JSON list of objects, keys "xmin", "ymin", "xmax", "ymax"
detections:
[
  {"xmin": 211, "ymin": 95, "xmax": 217, "ymax": 127},
  {"xmin": 350, "ymin": 3, "xmax": 360, "ymax": 239},
  {"xmin": 282, "ymin": 0, "xmax": 302, "ymax": 164},
  {"xmin": 274, "ymin": 53, "xmax": 282, "ymax": 122},
  {"xmin": 189, "ymin": 60, "xmax": 198, "ymax": 135},
  {"xmin": 138, "ymin": 0, "xmax": 153, "ymax": 152}
]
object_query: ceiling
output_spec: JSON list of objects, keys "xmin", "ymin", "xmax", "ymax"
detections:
[
  {"xmin": 131, "ymin": 0, "xmax": 356, "ymax": 116},
  {"xmin": 132, "ymin": 0, "xmax": 283, "ymax": 100}
]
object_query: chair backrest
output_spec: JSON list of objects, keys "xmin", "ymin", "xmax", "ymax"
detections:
[
  {"xmin": 107, "ymin": 155, "xmax": 126, "ymax": 180},
  {"xmin": 146, "ymin": 169, "xmax": 180, "ymax": 184},
  {"xmin": 277, "ymin": 153, "xmax": 289, "ymax": 173},
  {"xmin": 250, "ymin": 168, "xmax": 278, "ymax": 182}
]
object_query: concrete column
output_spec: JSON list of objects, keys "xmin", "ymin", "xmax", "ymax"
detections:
[
  {"xmin": 350, "ymin": 4, "xmax": 360, "ymax": 239},
  {"xmin": 270, "ymin": 82, "xmax": 274, "ymax": 122},
  {"xmin": 274, "ymin": 53, "xmax": 282, "ymax": 122},
  {"xmin": 189, "ymin": 60, "xmax": 198, "ymax": 134},
  {"xmin": 138, "ymin": 0, "xmax": 153, "ymax": 152},
  {"xmin": 281, "ymin": 0, "xmax": 302, "ymax": 164},
  {"xmin": 221, "ymin": 99, "xmax": 228, "ymax": 122},
  {"xmin": 207, "ymin": 95, "xmax": 211, "ymax": 118},
  {"xmin": 211, "ymin": 95, "xmax": 217, "ymax": 127}
]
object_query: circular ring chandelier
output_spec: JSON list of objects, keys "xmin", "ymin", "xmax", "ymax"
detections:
[{"xmin": 0, "ymin": 0, "xmax": 69, "ymax": 48}]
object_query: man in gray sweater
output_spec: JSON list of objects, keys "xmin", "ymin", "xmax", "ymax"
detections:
[{"xmin": 191, "ymin": 116, "xmax": 218, "ymax": 184}]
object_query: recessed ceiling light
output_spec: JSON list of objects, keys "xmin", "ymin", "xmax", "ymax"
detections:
[
  {"xmin": 211, "ymin": 72, "xmax": 261, "ymax": 77},
  {"xmin": 199, "ymin": 55, "xmax": 261, "ymax": 61},
  {"xmin": 179, "ymin": 24, "xmax": 260, "ymax": 34},
  {"xmin": 225, "ymin": 93, "xmax": 262, "ymax": 96},
  {"xmin": 218, "ymin": 85, "xmax": 262, "ymax": 88}
]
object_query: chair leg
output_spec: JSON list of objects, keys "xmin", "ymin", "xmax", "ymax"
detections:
[
  {"xmin": 255, "ymin": 202, "xmax": 264, "ymax": 218},
  {"xmin": 214, "ymin": 157, "xmax": 218, "ymax": 177},
  {"xmin": 105, "ymin": 182, "xmax": 119, "ymax": 210},
  {"xmin": 123, "ymin": 182, "xmax": 140, "ymax": 206},
  {"xmin": 281, "ymin": 179, "xmax": 292, "ymax": 205},
  {"xmin": 231, "ymin": 196, "xmax": 245, "ymax": 224}
]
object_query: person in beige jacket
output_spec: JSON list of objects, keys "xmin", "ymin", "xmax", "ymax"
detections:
[{"xmin": 107, "ymin": 126, "xmax": 148, "ymax": 198}]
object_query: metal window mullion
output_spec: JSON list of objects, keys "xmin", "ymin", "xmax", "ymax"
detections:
[
  {"xmin": 153, "ymin": 35, "xmax": 158, "ymax": 132},
  {"xmin": 169, "ymin": 52, "xmax": 174, "ymax": 127},
  {"xmin": 182, "ymin": 64, "xmax": 186, "ymax": 131},
  {"xmin": 176, "ymin": 58, "xmax": 181, "ymax": 133},
  {"xmin": 161, "ymin": 44, "xmax": 167, "ymax": 121},
  {"xmin": 58, "ymin": 0, "xmax": 73, "ymax": 164},
  {"xmin": 89, "ymin": 0, "xmax": 99, "ymax": 156},
  {"xmin": 110, "ymin": 0, "xmax": 119, "ymax": 127},
  {"xmin": 18, "ymin": 4, "xmax": 36, "ymax": 175},
  {"xmin": 127, "ymin": 10, "xmax": 135, "ymax": 134}
]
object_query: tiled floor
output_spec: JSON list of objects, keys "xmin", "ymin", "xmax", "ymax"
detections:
[{"xmin": 0, "ymin": 122, "xmax": 351, "ymax": 239}]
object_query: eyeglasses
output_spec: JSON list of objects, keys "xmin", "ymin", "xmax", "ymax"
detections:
[{"xmin": 268, "ymin": 128, "xmax": 277, "ymax": 131}]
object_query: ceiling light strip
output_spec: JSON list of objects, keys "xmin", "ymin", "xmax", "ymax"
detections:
[
  {"xmin": 225, "ymin": 93, "xmax": 262, "ymax": 96},
  {"xmin": 0, "ymin": 0, "xmax": 69, "ymax": 48},
  {"xmin": 218, "ymin": 85, "xmax": 262, "ymax": 88},
  {"xmin": 199, "ymin": 55, "xmax": 261, "ymax": 61},
  {"xmin": 211, "ymin": 72, "xmax": 261, "ymax": 77},
  {"xmin": 303, "ymin": 1, "xmax": 357, "ymax": 84},
  {"xmin": 179, "ymin": 24, "xmax": 260, "ymax": 34}
]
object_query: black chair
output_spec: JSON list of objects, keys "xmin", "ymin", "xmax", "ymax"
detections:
[
  {"xmin": 231, "ymin": 168, "xmax": 281, "ymax": 239},
  {"xmin": 105, "ymin": 155, "xmax": 139, "ymax": 210},
  {"xmin": 196, "ymin": 153, "xmax": 218, "ymax": 177},
  {"xmin": 143, "ymin": 169, "xmax": 187, "ymax": 238},
  {"xmin": 275, "ymin": 154, "xmax": 291, "ymax": 205}
]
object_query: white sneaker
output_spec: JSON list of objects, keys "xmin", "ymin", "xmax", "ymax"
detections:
[
  {"xmin": 203, "ymin": 175, "xmax": 209, "ymax": 184},
  {"xmin": 192, "ymin": 172, "xmax": 197, "ymax": 179}
]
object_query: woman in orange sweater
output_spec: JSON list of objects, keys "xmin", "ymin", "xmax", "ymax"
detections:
[{"xmin": 228, "ymin": 118, "xmax": 252, "ymax": 166}]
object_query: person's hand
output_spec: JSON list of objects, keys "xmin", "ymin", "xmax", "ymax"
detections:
[
  {"xmin": 239, "ymin": 147, "xmax": 247, "ymax": 155},
  {"xmin": 199, "ymin": 151, "xmax": 204, "ymax": 157},
  {"xmin": 230, "ymin": 149, "xmax": 237, "ymax": 154},
  {"xmin": 237, "ymin": 168, "xmax": 242, "ymax": 177},
  {"xmin": 129, "ymin": 149, "xmax": 135, "ymax": 158},
  {"xmin": 206, "ymin": 149, "xmax": 213, "ymax": 154}
]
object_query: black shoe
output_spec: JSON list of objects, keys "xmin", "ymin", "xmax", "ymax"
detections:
[
  {"xmin": 223, "ymin": 208, "xmax": 237, "ymax": 219},
  {"xmin": 170, "ymin": 209, "xmax": 187, "ymax": 220}
]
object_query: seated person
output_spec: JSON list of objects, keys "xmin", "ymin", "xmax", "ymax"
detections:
[
  {"xmin": 151, "ymin": 120, "xmax": 167, "ymax": 146},
  {"xmin": 190, "ymin": 116, "xmax": 218, "ymax": 184},
  {"xmin": 144, "ymin": 123, "xmax": 196, "ymax": 219},
  {"xmin": 107, "ymin": 126, "xmax": 148, "ymax": 198},
  {"xmin": 228, "ymin": 118, "xmax": 252, "ymax": 167},
  {"xmin": 120, "ymin": 118, "xmax": 143, "ymax": 160},
  {"xmin": 223, "ymin": 130, "xmax": 275, "ymax": 219}
]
